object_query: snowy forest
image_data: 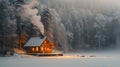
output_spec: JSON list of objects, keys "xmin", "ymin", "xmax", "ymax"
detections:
[{"xmin": 0, "ymin": 0, "xmax": 120, "ymax": 53}]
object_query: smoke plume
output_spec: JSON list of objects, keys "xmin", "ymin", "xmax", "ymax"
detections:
[{"xmin": 18, "ymin": 0, "xmax": 44, "ymax": 35}]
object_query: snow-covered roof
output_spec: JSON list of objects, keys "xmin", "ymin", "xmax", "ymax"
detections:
[{"xmin": 24, "ymin": 36, "xmax": 47, "ymax": 47}]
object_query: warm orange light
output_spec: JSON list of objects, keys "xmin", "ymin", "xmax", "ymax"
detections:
[
  {"xmin": 41, "ymin": 47, "xmax": 43, "ymax": 51},
  {"xmin": 36, "ymin": 47, "xmax": 39, "ymax": 52},
  {"xmin": 44, "ymin": 41, "xmax": 47, "ymax": 44},
  {"xmin": 32, "ymin": 47, "xmax": 35, "ymax": 52},
  {"xmin": 45, "ymin": 47, "xmax": 47, "ymax": 51},
  {"xmin": 39, "ymin": 39, "xmax": 55, "ymax": 53}
]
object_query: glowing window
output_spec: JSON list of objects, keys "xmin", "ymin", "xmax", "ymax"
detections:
[
  {"xmin": 32, "ymin": 47, "xmax": 35, "ymax": 52},
  {"xmin": 36, "ymin": 47, "xmax": 39, "ymax": 52},
  {"xmin": 41, "ymin": 47, "xmax": 43, "ymax": 51}
]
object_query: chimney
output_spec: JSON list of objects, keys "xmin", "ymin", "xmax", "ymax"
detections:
[{"xmin": 40, "ymin": 33, "xmax": 44, "ymax": 39}]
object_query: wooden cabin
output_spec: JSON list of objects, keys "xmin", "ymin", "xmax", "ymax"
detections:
[{"xmin": 24, "ymin": 36, "xmax": 54, "ymax": 54}]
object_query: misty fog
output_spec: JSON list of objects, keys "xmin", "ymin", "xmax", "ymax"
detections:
[
  {"xmin": 39, "ymin": 0, "xmax": 120, "ymax": 50},
  {"xmin": 0, "ymin": 0, "xmax": 120, "ymax": 51}
]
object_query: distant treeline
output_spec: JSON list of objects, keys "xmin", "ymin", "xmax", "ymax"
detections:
[{"xmin": 0, "ymin": 0, "xmax": 120, "ymax": 54}]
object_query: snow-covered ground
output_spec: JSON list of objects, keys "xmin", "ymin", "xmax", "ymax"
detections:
[{"xmin": 0, "ymin": 50, "xmax": 120, "ymax": 67}]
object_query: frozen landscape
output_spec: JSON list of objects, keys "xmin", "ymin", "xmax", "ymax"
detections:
[
  {"xmin": 0, "ymin": 50, "xmax": 120, "ymax": 67},
  {"xmin": 1, "ymin": 0, "xmax": 120, "ymax": 67}
]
